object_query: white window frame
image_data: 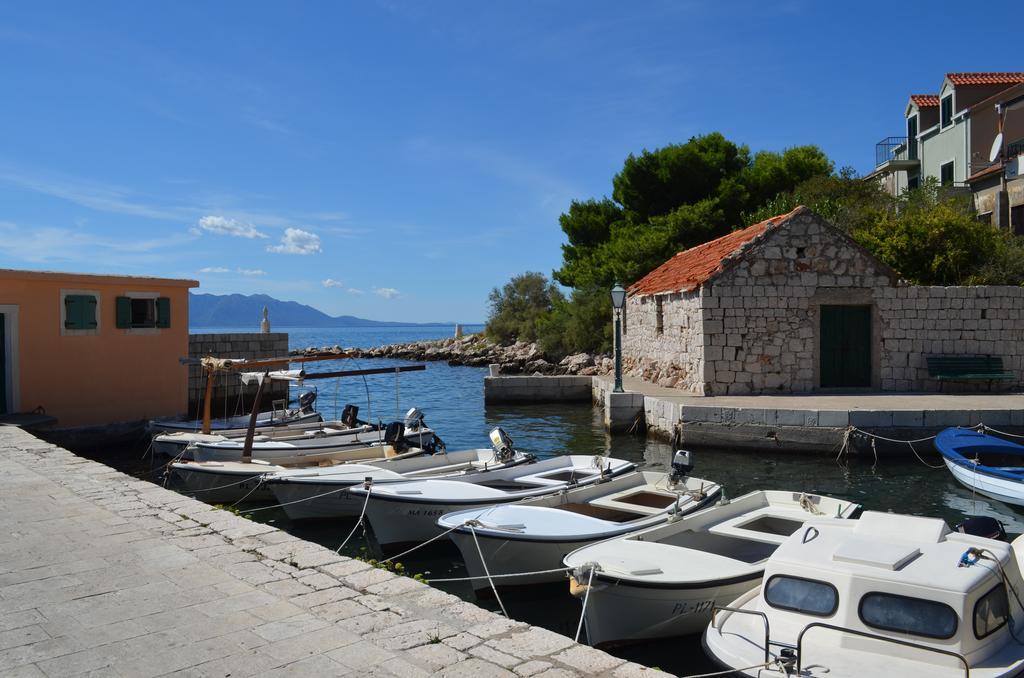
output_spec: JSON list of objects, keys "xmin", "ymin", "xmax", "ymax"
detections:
[
  {"xmin": 939, "ymin": 159, "xmax": 956, "ymax": 186},
  {"xmin": 0, "ymin": 305, "xmax": 20, "ymax": 413},
  {"xmin": 59, "ymin": 288, "xmax": 101, "ymax": 337},
  {"xmin": 125, "ymin": 291, "xmax": 161, "ymax": 336}
]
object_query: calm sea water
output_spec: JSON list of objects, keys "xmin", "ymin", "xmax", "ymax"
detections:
[{"xmin": 112, "ymin": 326, "xmax": 1024, "ymax": 675}]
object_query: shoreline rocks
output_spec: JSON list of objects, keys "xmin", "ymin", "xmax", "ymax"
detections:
[{"xmin": 291, "ymin": 333, "xmax": 614, "ymax": 376}]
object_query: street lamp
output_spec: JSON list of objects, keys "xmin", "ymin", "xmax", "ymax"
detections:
[{"xmin": 610, "ymin": 283, "xmax": 626, "ymax": 393}]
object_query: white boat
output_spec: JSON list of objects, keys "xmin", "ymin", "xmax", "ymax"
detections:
[
  {"xmin": 149, "ymin": 391, "xmax": 322, "ymax": 435},
  {"xmin": 439, "ymin": 462, "xmax": 721, "ymax": 594},
  {"xmin": 704, "ymin": 511, "xmax": 1024, "ymax": 677},
  {"xmin": 152, "ymin": 406, "xmax": 434, "ymax": 459},
  {"xmin": 350, "ymin": 454, "xmax": 637, "ymax": 554},
  {"xmin": 168, "ymin": 441, "xmax": 429, "ymax": 504},
  {"xmin": 562, "ymin": 489, "xmax": 861, "ymax": 648},
  {"xmin": 264, "ymin": 445, "xmax": 536, "ymax": 520}
]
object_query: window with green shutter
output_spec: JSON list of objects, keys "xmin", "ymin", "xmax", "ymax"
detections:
[
  {"xmin": 64, "ymin": 294, "xmax": 98, "ymax": 331},
  {"xmin": 116, "ymin": 296, "xmax": 171, "ymax": 329},
  {"xmin": 941, "ymin": 94, "xmax": 953, "ymax": 128}
]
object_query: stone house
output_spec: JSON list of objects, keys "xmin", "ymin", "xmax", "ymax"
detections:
[{"xmin": 621, "ymin": 206, "xmax": 1024, "ymax": 395}]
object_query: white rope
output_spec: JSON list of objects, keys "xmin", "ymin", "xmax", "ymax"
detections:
[
  {"xmin": 850, "ymin": 427, "xmax": 938, "ymax": 444},
  {"xmin": 336, "ymin": 486, "xmax": 371, "ymax": 553},
  {"xmin": 574, "ymin": 565, "xmax": 595, "ymax": 643},
  {"xmin": 242, "ymin": 485, "xmax": 350, "ymax": 513},
  {"xmin": 185, "ymin": 474, "xmax": 266, "ymax": 493},
  {"xmin": 908, "ymin": 439, "xmax": 946, "ymax": 469},
  {"xmin": 469, "ymin": 524, "xmax": 508, "ymax": 618},
  {"xmin": 981, "ymin": 424, "xmax": 1024, "ymax": 439},
  {"xmin": 677, "ymin": 661, "xmax": 776, "ymax": 678},
  {"xmin": 381, "ymin": 522, "xmax": 466, "ymax": 564},
  {"xmin": 228, "ymin": 477, "xmax": 266, "ymax": 506},
  {"xmin": 425, "ymin": 566, "xmax": 571, "ymax": 583}
]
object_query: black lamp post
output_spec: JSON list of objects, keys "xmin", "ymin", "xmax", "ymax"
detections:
[{"xmin": 611, "ymin": 283, "xmax": 626, "ymax": 393}]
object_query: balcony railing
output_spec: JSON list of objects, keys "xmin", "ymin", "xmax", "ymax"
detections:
[
  {"xmin": 876, "ymin": 136, "xmax": 912, "ymax": 167},
  {"xmin": 1007, "ymin": 139, "xmax": 1024, "ymax": 158}
]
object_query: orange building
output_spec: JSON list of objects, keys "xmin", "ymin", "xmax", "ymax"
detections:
[{"xmin": 0, "ymin": 269, "xmax": 198, "ymax": 426}]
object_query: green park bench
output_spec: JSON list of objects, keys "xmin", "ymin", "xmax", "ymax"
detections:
[{"xmin": 926, "ymin": 355, "xmax": 1014, "ymax": 391}]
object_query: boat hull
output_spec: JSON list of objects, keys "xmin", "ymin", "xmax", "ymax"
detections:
[
  {"xmin": 170, "ymin": 466, "xmax": 274, "ymax": 504},
  {"xmin": 266, "ymin": 480, "xmax": 367, "ymax": 520},
  {"xmin": 366, "ymin": 497, "xmax": 517, "ymax": 553},
  {"xmin": 944, "ymin": 458, "xmax": 1024, "ymax": 507},
  {"xmin": 450, "ymin": 532, "xmax": 592, "ymax": 592},
  {"xmin": 577, "ymin": 574, "xmax": 761, "ymax": 648},
  {"xmin": 150, "ymin": 410, "xmax": 322, "ymax": 435}
]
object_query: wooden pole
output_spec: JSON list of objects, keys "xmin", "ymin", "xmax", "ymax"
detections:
[
  {"xmin": 201, "ymin": 364, "xmax": 216, "ymax": 434},
  {"xmin": 242, "ymin": 371, "xmax": 269, "ymax": 462}
]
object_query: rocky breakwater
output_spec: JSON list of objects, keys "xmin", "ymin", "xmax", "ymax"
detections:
[{"xmin": 292, "ymin": 334, "xmax": 613, "ymax": 376}]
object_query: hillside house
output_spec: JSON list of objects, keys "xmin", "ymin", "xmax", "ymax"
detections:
[{"xmin": 622, "ymin": 207, "xmax": 1024, "ymax": 395}]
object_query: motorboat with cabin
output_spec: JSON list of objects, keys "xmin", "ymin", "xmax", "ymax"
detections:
[
  {"xmin": 936, "ymin": 427, "xmax": 1024, "ymax": 507},
  {"xmin": 263, "ymin": 434, "xmax": 537, "ymax": 520},
  {"xmin": 438, "ymin": 451, "xmax": 721, "ymax": 594},
  {"xmin": 562, "ymin": 489, "xmax": 861, "ymax": 648},
  {"xmin": 349, "ymin": 432, "xmax": 636, "ymax": 553},
  {"xmin": 704, "ymin": 510, "xmax": 1024, "ymax": 677}
]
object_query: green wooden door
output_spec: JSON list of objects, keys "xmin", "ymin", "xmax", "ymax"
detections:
[
  {"xmin": 0, "ymin": 314, "xmax": 6, "ymax": 414},
  {"xmin": 820, "ymin": 305, "xmax": 872, "ymax": 388}
]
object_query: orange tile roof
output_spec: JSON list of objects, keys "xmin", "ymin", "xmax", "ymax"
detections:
[
  {"xmin": 910, "ymin": 94, "xmax": 940, "ymax": 107},
  {"xmin": 628, "ymin": 207, "xmax": 805, "ymax": 296},
  {"xmin": 946, "ymin": 72, "xmax": 1024, "ymax": 86}
]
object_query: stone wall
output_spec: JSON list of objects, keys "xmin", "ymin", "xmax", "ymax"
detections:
[
  {"xmin": 620, "ymin": 290, "xmax": 705, "ymax": 393},
  {"xmin": 188, "ymin": 332, "xmax": 290, "ymax": 416},
  {"xmin": 698, "ymin": 213, "xmax": 894, "ymax": 395},
  {"xmin": 879, "ymin": 286, "xmax": 1024, "ymax": 391}
]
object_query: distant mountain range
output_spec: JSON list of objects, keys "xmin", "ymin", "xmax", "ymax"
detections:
[{"xmin": 189, "ymin": 293, "xmax": 454, "ymax": 328}]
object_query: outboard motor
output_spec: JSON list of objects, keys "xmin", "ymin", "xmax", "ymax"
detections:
[
  {"xmin": 956, "ymin": 516, "xmax": 1007, "ymax": 542},
  {"xmin": 341, "ymin": 404, "xmax": 360, "ymax": 428},
  {"xmin": 489, "ymin": 427, "xmax": 515, "ymax": 463},
  {"xmin": 404, "ymin": 407, "xmax": 425, "ymax": 431},
  {"xmin": 298, "ymin": 390, "xmax": 317, "ymax": 413},
  {"xmin": 669, "ymin": 449, "xmax": 694, "ymax": 484},
  {"xmin": 384, "ymin": 421, "xmax": 407, "ymax": 453}
]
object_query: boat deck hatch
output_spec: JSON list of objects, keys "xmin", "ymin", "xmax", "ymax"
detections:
[
  {"xmin": 475, "ymin": 481, "xmax": 539, "ymax": 491},
  {"xmin": 556, "ymin": 502, "xmax": 646, "ymax": 523},
  {"xmin": 735, "ymin": 516, "xmax": 805, "ymax": 536},
  {"xmin": 662, "ymin": 530, "xmax": 780, "ymax": 564},
  {"xmin": 614, "ymin": 491, "xmax": 678, "ymax": 509},
  {"xmin": 833, "ymin": 537, "xmax": 921, "ymax": 570}
]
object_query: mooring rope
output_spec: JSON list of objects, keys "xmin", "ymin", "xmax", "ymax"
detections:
[
  {"xmin": 228, "ymin": 477, "xmax": 267, "ymax": 506},
  {"xmin": 184, "ymin": 474, "xmax": 266, "ymax": 493},
  {"xmin": 425, "ymin": 566, "xmax": 572, "ymax": 583},
  {"xmin": 381, "ymin": 522, "xmax": 467, "ymax": 564},
  {"xmin": 469, "ymin": 524, "xmax": 508, "ymax": 618},
  {"xmin": 242, "ymin": 485, "xmax": 350, "ymax": 513},
  {"xmin": 336, "ymin": 486, "xmax": 372, "ymax": 554},
  {"xmin": 573, "ymin": 565, "xmax": 596, "ymax": 643}
]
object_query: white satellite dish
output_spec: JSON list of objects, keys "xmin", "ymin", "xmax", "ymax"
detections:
[{"xmin": 989, "ymin": 132, "xmax": 1004, "ymax": 163}]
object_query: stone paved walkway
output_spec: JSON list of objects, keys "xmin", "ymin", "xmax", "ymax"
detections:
[{"xmin": 0, "ymin": 427, "xmax": 664, "ymax": 678}]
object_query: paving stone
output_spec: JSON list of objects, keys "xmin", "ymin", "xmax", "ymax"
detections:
[
  {"xmin": 491, "ymin": 628, "xmax": 575, "ymax": 659},
  {"xmin": 406, "ymin": 643, "xmax": 468, "ymax": 671},
  {"xmin": 612, "ymin": 662, "xmax": 672, "ymax": 677},
  {"xmin": 514, "ymin": 660, "xmax": 553, "ymax": 676},
  {"xmin": 470, "ymin": 643, "xmax": 521, "ymax": 668},
  {"xmin": 442, "ymin": 632, "xmax": 482, "ymax": 651},
  {"xmin": 552, "ymin": 645, "xmax": 625, "ymax": 673},
  {"xmin": 436, "ymin": 657, "xmax": 516, "ymax": 678}
]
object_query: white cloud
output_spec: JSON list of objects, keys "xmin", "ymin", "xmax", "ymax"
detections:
[
  {"xmin": 268, "ymin": 228, "xmax": 321, "ymax": 255},
  {"xmin": 322, "ymin": 278, "xmax": 344, "ymax": 288},
  {"xmin": 198, "ymin": 215, "xmax": 268, "ymax": 239},
  {"xmin": 199, "ymin": 266, "xmax": 230, "ymax": 273},
  {"xmin": 237, "ymin": 267, "xmax": 266, "ymax": 276},
  {"xmin": 347, "ymin": 288, "xmax": 365, "ymax": 295},
  {"xmin": 374, "ymin": 287, "xmax": 400, "ymax": 299}
]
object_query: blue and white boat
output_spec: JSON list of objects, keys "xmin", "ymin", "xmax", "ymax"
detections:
[{"xmin": 936, "ymin": 427, "xmax": 1024, "ymax": 506}]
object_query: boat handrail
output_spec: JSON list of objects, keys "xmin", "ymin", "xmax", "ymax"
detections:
[
  {"xmin": 711, "ymin": 606, "xmax": 771, "ymax": 664},
  {"xmin": 795, "ymin": 622, "xmax": 970, "ymax": 676}
]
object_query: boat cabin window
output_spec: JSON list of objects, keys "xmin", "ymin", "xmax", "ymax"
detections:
[
  {"xmin": 974, "ymin": 584, "xmax": 1010, "ymax": 639},
  {"xmin": 765, "ymin": 575, "xmax": 838, "ymax": 617},
  {"xmin": 859, "ymin": 592, "xmax": 958, "ymax": 639}
]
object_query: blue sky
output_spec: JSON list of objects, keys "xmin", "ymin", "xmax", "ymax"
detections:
[{"xmin": 1, "ymin": 2, "xmax": 1021, "ymax": 323}]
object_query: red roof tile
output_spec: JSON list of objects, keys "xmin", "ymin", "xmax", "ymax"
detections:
[
  {"xmin": 946, "ymin": 72, "xmax": 1024, "ymax": 86},
  {"xmin": 910, "ymin": 94, "xmax": 940, "ymax": 107},
  {"xmin": 628, "ymin": 207, "xmax": 805, "ymax": 297}
]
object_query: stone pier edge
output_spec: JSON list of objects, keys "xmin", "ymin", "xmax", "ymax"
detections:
[{"xmin": 0, "ymin": 427, "xmax": 663, "ymax": 678}]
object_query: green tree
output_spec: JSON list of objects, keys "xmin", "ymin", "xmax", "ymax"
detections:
[{"xmin": 485, "ymin": 272, "xmax": 565, "ymax": 344}]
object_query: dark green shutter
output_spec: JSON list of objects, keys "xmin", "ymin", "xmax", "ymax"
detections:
[
  {"xmin": 64, "ymin": 295, "xmax": 98, "ymax": 330},
  {"xmin": 156, "ymin": 297, "xmax": 171, "ymax": 328},
  {"xmin": 116, "ymin": 296, "xmax": 132, "ymax": 328}
]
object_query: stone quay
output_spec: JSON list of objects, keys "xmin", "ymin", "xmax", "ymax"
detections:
[{"xmin": 0, "ymin": 426, "xmax": 661, "ymax": 678}]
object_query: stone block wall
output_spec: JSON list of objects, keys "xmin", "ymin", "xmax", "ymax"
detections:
[
  {"xmin": 620, "ymin": 290, "xmax": 705, "ymax": 393},
  {"xmin": 187, "ymin": 333, "xmax": 290, "ymax": 416},
  {"xmin": 878, "ymin": 286, "xmax": 1024, "ymax": 391},
  {"xmin": 697, "ymin": 213, "xmax": 894, "ymax": 395}
]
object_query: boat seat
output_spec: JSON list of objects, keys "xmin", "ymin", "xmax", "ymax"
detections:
[
  {"xmin": 709, "ymin": 507, "xmax": 809, "ymax": 543},
  {"xmin": 588, "ymin": 486, "xmax": 679, "ymax": 516},
  {"xmin": 512, "ymin": 468, "xmax": 599, "ymax": 486}
]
